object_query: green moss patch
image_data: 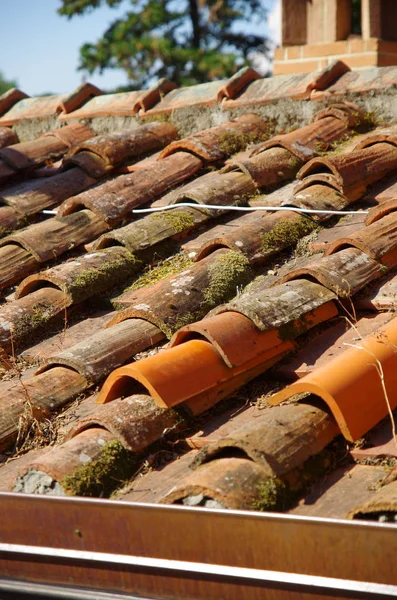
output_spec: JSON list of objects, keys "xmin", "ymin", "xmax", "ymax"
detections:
[
  {"xmin": 12, "ymin": 303, "xmax": 58, "ymax": 348},
  {"xmin": 68, "ymin": 251, "xmax": 142, "ymax": 303},
  {"xmin": 252, "ymin": 476, "xmax": 289, "ymax": 512},
  {"xmin": 219, "ymin": 130, "xmax": 267, "ymax": 158},
  {"xmin": 261, "ymin": 216, "xmax": 319, "ymax": 255},
  {"xmin": 153, "ymin": 210, "xmax": 196, "ymax": 235},
  {"xmin": 126, "ymin": 252, "xmax": 194, "ymax": 293},
  {"xmin": 62, "ymin": 440, "xmax": 138, "ymax": 498},
  {"xmin": 203, "ymin": 250, "xmax": 253, "ymax": 310}
]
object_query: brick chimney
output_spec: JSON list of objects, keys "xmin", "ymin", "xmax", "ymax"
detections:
[{"xmin": 274, "ymin": 0, "xmax": 397, "ymax": 75}]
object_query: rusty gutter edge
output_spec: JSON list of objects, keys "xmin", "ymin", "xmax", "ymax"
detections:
[
  {"xmin": 0, "ymin": 493, "xmax": 396, "ymax": 597},
  {"xmin": 0, "ymin": 544, "xmax": 396, "ymax": 599}
]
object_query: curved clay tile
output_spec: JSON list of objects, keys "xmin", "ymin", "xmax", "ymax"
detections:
[
  {"xmin": 193, "ymin": 211, "xmax": 315, "ymax": 263},
  {"xmin": 12, "ymin": 428, "xmax": 115, "ymax": 495},
  {"xmin": 363, "ymin": 172, "xmax": 397, "ymax": 205},
  {"xmin": 112, "ymin": 248, "xmax": 252, "ymax": 335},
  {"xmin": 0, "ymin": 127, "xmax": 18, "ymax": 148},
  {"xmin": 352, "ymin": 125, "xmax": 397, "ymax": 151},
  {"xmin": 58, "ymin": 152, "xmax": 203, "ymax": 224},
  {"xmin": 59, "ymin": 82, "xmax": 103, "ymax": 114},
  {"xmin": 313, "ymin": 102, "xmax": 364, "ymax": 128},
  {"xmin": 0, "ymin": 287, "xmax": 68, "ymax": 351},
  {"xmin": 274, "ymin": 247, "xmax": 385, "ymax": 297},
  {"xmin": 347, "ymin": 478, "xmax": 397, "ymax": 520},
  {"xmin": 0, "ymin": 123, "xmax": 93, "ymax": 171},
  {"xmin": 221, "ymin": 61, "xmax": 350, "ymax": 110},
  {"xmin": 0, "ymin": 366, "xmax": 86, "ymax": 452},
  {"xmin": 36, "ymin": 319, "xmax": 164, "ymax": 385},
  {"xmin": 68, "ymin": 395, "xmax": 180, "ymax": 452},
  {"xmin": 0, "ymin": 205, "xmax": 23, "ymax": 233},
  {"xmin": 298, "ymin": 143, "xmax": 397, "ymax": 199},
  {"xmin": 365, "ymin": 198, "xmax": 397, "ymax": 226},
  {"xmin": 16, "ymin": 247, "xmax": 141, "ymax": 306},
  {"xmin": 170, "ymin": 312, "xmax": 284, "ymax": 368},
  {"xmin": 157, "ymin": 170, "xmax": 256, "ymax": 211},
  {"xmin": 0, "ymin": 88, "xmax": 29, "ymax": 117},
  {"xmin": 0, "ymin": 209, "xmax": 108, "ymax": 263},
  {"xmin": 217, "ymin": 67, "xmax": 262, "ymax": 102},
  {"xmin": 356, "ymin": 271, "xmax": 397, "ymax": 311},
  {"xmin": 0, "ymin": 244, "xmax": 39, "ymax": 291},
  {"xmin": 92, "ymin": 206, "xmax": 209, "ymax": 252},
  {"xmin": 253, "ymin": 116, "xmax": 348, "ymax": 162},
  {"xmin": 140, "ymin": 80, "xmax": 227, "ymax": 117},
  {"xmin": 96, "ymin": 336, "xmax": 292, "ymax": 412},
  {"xmin": 325, "ymin": 211, "xmax": 397, "ymax": 267},
  {"xmin": 224, "ymin": 147, "xmax": 301, "ymax": 188},
  {"xmin": 0, "ymin": 94, "xmax": 68, "ymax": 127},
  {"xmin": 63, "ymin": 122, "xmax": 177, "ymax": 176},
  {"xmin": 161, "ymin": 457, "xmax": 271, "ymax": 510},
  {"xmin": 97, "ymin": 339, "xmax": 231, "ymax": 407},
  {"xmin": 269, "ymin": 315, "xmax": 397, "ymax": 442},
  {"xmin": 159, "ymin": 114, "xmax": 268, "ymax": 162},
  {"xmin": 293, "ymin": 183, "xmax": 352, "ymax": 218},
  {"xmin": 0, "ymin": 169, "xmax": 96, "ymax": 216},
  {"xmin": 171, "ymin": 303, "xmax": 335, "ymax": 369},
  {"xmin": 0, "ymin": 83, "xmax": 102, "ymax": 125},
  {"xmin": 191, "ymin": 402, "xmax": 338, "ymax": 479},
  {"xmin": 211, "ymin": 279, "xmax": 337, "ymax": 332}
]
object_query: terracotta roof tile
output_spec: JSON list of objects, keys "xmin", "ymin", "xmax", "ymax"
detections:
[
  {"xmin": 0, "ymin": 127, "xmax": 18, "ymax": 148},
  {"xmin": 58, "ymin": 152, "xmax": 203, "ymax": 224},
  {"xmin": 355, "ymin": 271, "xmax": 397, "ymax": 311},
  {"xmin": 348, "ymin": 478, "xmax": 397, "ymax": 520},
  {"xmin": 275, "ymin": 312, "xmax": 393, "ymax": 380},
  {"xmin": 0, "ymin": 93, "xmax": 68, "ymax": 126},
  {"xmin": 3, "ymin": 65, "xmax": 397, "ymax": 520},
  {"xmin": 0, "ymin": 83, "xmax": 103, "ymax": 126},
  {"xmin": 222, "ymin": 61, "xmax": 350, "ymax": 110},
  {"xmin": 141, "ymin": 80, "xmax": 227, "ymax": 116},
  {"xmin": 289, "ymin": 464, "xmax": 386, "ymax": 520},
  {"xmin": 0, "ymin": 88, "xmax": 29, "ymax": 117},
  {"xmin": 161, "ymin": 457, "xmax": 270, "ymax": 510},
  {"xmin": 36, "ymin": 319, "xmax": 164, "ymax": 385},
  {"xmin": 59, "ymin": 79, "xmax": 176, "ymax": 121},
  {"xmin": 311, "ymin": 66, "xmax": 397, "ymax": 101},
  {"xmin": 159, "ymin": 114, "xmax": 268, "ymax": 162},
  {"xmin": 270, "ymin": 316, "xmax": 397, "ymax": 442}
]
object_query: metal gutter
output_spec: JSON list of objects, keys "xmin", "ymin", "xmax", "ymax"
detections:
[{"xmin": 0, "ymin": 492, "xmax": 396, "ymax": 599}]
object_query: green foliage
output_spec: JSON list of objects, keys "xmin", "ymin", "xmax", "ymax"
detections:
[
  {"xmin": 352, "ymin": 0, "xmax": 361, "ymax": 35},
  {"xmin": 58, "ymin": 0, "xmax": 270, "ymax": 88},
  {"xmin": 0, "ymin": 71, "xmax": 18, "ymax": 96}
]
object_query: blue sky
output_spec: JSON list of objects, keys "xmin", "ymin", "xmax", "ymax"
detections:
[{"xmin": 0, "ymin": 0, "xmax": 280, "ymax": 96}]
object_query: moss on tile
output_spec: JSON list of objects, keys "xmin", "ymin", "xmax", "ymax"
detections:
[
  {"xmin": 140, "ymin": 113, "xmax": 174, "ymax": 125},
  {"xmin": 219, "ymin": 129, "xmax": 267, "ymax": 158},
  {"xmin": 202, "ymin": 250, "xmax": 253, "ymax": 310},
  {"xmin": 126, "ymin": 252, "xmax": 194, "ymax": 293},
  {"xmin": 153, "ymin": 210, "xmax": 196, "ymax": 235},
  {"xmin": 252, "ymin": 476, "xmax": 289, "ymax": 512},
  {"xmin": 62, "ymin": 440, "xmax": 138, "ymax": 498},
  {"xmin": 68, "ymin": 251, "xmax": 142, "ymax": 303},
  {"xmin": 12, "ymin": 303, "xmax": 57, "ymax": 347},
  {"xmin": 161, "ymin": 311, "xmax": 202, "ymax": 339},
  {"xmin": 0, "ymin": 226, "xmax": 13, "ymax": 239},
  {"xmin": 261, "ymin": 216, "xmax": 319, "ymax": 255}
]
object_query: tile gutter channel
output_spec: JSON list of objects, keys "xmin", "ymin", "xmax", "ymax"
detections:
[{"xmin": 0, "ymin": 493, "xmax": 396, "ymax": 599}]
